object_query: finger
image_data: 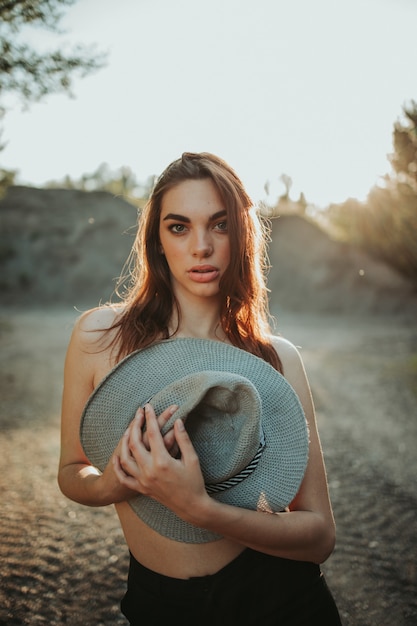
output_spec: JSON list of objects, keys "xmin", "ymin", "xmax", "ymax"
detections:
[
  {"xmin": 142, "ymin": 403, "xmax": 167, "ymax": 453},
  {"xmin": 112, "ymin": 452, "xmax": 131, "ymax": 480},
  {"xmin": 118, "ymin": 437, "xmax": 136, "ymax": 475},
  {"xmin": 127, "ymin": 413, "xmax": 149, "ymax": 464},
  {"xmin": 162, "ymin": 430, "xmax": 180, "ymax": 458},
  {"xmin": 140, "ymin": 404, "xmax": 177, "ymax": 449},
  {"xmin": 129, "ymin": 406, "xmax": 145, "ymax": 435},
  {"xmin": 156, "ymin": 404, "xmax": 179, "ymax": 431},
  {"xmin": 128, "ymin": 403, "xmax": 163, "ymax": 462},
  {"xmin": 174, "ymin": 419, "xmax": 198, "ymax": 463},
  {"xmin": 129, "ymin": 407, "xmax": 145, "ymax": 443},
  {"xmin": 112, "ymin": 455, "xmax": 141, "ymax": 491},
  {"xmin": 120, "ymin": 423, "xmax": 144, "ymax": 475},
  {"xmin": 170, "ymin": 442, "xmax": 180, "ymax": 459}
]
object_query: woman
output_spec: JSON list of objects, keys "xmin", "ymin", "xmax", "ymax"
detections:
[{"xmin": 58, "ymin": 152, "xmax": 341, "ymax": 625}]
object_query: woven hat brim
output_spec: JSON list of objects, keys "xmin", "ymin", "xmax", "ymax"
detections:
[{"xmin": 80, "ymin": 338, "xmax": 309, "ymax": 543}]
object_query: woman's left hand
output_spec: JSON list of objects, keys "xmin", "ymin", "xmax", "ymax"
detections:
[{"xmin": 113, "ymin": 404, "xmax": 209, "ymax": 522}]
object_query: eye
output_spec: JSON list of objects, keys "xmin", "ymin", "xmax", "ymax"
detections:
[
  {"xmin": 168, "ymin": 223, "xmax": 187, "ymax": 234},
  {"xmin": 214, "ymin": 220, "xmax": 228, "ymax": 232}
]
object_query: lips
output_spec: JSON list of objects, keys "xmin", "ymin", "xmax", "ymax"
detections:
[{"xmin": 188, "ymin": 265, "xmax": 220, "ymax": 283}]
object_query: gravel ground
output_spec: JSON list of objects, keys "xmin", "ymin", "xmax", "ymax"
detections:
[{"xmin": 1, "ymin": 308, "xmax": 416, "ymax": 625}]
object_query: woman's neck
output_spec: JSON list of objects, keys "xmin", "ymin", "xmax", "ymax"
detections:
[{"xmin": 169, "ymin": 297, "xmax": 226, "ymax": 341}]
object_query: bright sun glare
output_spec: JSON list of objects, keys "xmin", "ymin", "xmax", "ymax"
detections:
[{"xmin": 2, "ymin": 0, "xmax": 417, "ymax": 208}]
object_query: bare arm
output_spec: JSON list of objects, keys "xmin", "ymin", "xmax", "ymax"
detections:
[
  {"xmin": 116, "ymin": 337, "xmax": 336, "ymax": 564},
  {"xmin": 58, "ymin": 307, "xmax": 179, "ymax": 507},
  {"xmin": 57, "ymin": 307, "xmax": 136, "ymax": 506}
]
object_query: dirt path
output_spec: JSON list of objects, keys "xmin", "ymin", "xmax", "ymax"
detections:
[{"xmin": 1, "ymin": 308, "xmax": 416, "ymax": 625}]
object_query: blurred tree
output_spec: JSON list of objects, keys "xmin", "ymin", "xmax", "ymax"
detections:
[
  {"xmin": 389, "ymin": 100, "xmax": 417, "ymax": 189},
  {"xmin": 0, "ymin": 0, "xmax": 106, "ymax": 195},
  {"xmin": 279, "ymin": 173, "xmax": 292, "ymax": 200},
  {"xmin": 0, "ymin": 0, "xmax": 105, "ymax": 109},
  {"xmin": 325, "ymin": 101, "xmax": 417, "ymax": 284},
  {"xmin": 44, "ymin": 162, "xmax": 149, "ymax": 205},
  {"xmin": 297, "ymin": 191, "xmax": 307, "ymax": 215},
  {"xmin": 0, "ymin": 165, "xmax": 17, "ymax": 187}
]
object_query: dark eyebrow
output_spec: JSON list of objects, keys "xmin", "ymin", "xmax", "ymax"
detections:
[
  {"xmin": 162, "ymin": 210, "xmax": 226, "ymax": 223},
  {"xmin": 210, "ymin": 210, "xmax": 227, "ymax": 221},
  {"xmin": 163, "ymin": 213, "xmax": 191, "ymax": 223}
]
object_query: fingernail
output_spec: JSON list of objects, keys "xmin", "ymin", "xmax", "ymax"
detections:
[
  {"xmin": 176, "ymin": 419, "xmax": 184, "ymax": 431},
  {"xmin": 170, "ymin": 405, "xmax": 178, "ymax": 415}
]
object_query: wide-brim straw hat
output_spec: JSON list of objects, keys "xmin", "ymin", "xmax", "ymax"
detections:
[{"xmin": 80, "ymin": 338, "xmax": 309, "ymax": 543}]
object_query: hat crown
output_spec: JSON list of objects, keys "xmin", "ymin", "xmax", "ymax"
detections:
[{"xmin": 152, "ymin": 371, "xmax": 262, "ymax": 484}]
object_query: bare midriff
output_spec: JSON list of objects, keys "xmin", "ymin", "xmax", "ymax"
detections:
[{"xmin": 115, "ymin": 501, "xmax": 245, "ymax": 579}]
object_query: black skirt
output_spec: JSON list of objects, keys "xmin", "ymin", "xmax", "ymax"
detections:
[{"xmin": 121, "ymin": 548, "xmax": 342, "ymax": 626}]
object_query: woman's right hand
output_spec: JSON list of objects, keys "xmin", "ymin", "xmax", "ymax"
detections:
[
  {"xmin": 113, "ymin": 403, "xmax": 208, "ymax": 521},
  {"xmin": 100, "ymin": 403, "xmax": 180, "ymax": 502}
]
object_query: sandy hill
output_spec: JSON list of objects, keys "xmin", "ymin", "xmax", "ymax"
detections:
[
  {"xmin": 268, "ymin": 215, "xmax": 416, "ymax": 315},
  {"xmin": 1, "ymin": 186, "xmax": 416, "ymax": 316},
  {"xmin": 0, "ymin": 186, "xmax": 137, "ymax": 308}
]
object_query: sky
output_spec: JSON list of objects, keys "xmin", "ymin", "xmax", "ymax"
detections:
[{"xmin": 2, "ymin": 0, "xmax": 417, "ymax": 208}]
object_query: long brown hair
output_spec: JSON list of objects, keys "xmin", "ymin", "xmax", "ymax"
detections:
[{"xmin": 109, "ymin": 152, "xmax": 282, "ymax": 371}]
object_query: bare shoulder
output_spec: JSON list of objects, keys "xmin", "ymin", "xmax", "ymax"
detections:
[
  {"xmin": 77, "ymin": 304, "xmax": 124, "ymax": 332},
  {"xmin": 270, "ymin": 335, "xmax": 306, "ymax": 377},
  {"xmin": 64, "ymin": 304, "xmax": 126, "ymax": 389},
  {"xmin": 266, "ymin": 335, "xmax": 315, "ymax": 424},
  {"xmin": 73, "ymin": 304, "xmax": 125, "ymax": 349},
  {"xmin": 269, "ymin": 334, "xmax": 312, "ymax": 401}
]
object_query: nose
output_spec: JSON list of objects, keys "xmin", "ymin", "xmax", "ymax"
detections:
[{"xmin": 191, "ymin": 230, "xmax": 213, "ymax": 258}]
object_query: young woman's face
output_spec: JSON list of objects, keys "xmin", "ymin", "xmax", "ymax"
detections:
[{"xmin": 159, "ymin": 178, "xmax": 231, "ymax": 302}]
